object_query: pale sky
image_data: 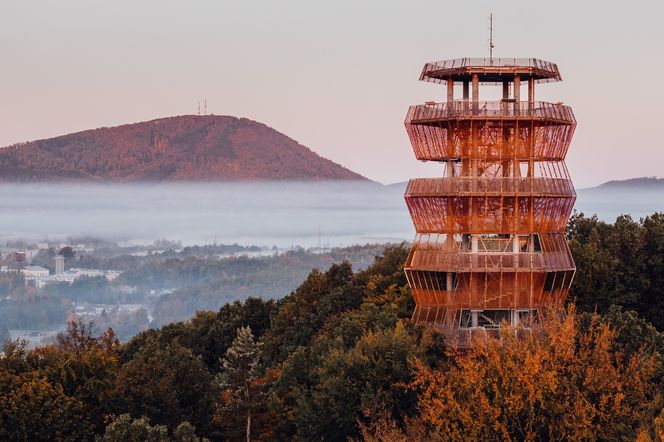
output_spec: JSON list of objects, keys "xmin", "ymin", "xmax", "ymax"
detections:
[{"xmin": 1, "ymin": 0, "xmax": 662, "ymax": 187}]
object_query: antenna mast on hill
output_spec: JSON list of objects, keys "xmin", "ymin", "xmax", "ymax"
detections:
[
  {"xmin": 204, "ymin": 99, "xmax": 207, "ymax": 115},
  {"xmin": 489, "ymin": 13, "xmax": 495, "ymax": 64},
  {"xmin": 197, "ymin": 101, "xmax": 200, "ymax": 115}
]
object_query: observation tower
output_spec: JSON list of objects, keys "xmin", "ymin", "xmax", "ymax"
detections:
[{"xmin": 403, "ymin": 57, "xmax": 576, "ymax": 344}]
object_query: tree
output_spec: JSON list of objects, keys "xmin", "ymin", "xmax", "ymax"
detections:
[
  {"xmin": 58, "ymin": 246, "xmax": 76, "ymax": 259},
  {"xmin": 98, "ymin": 414, "xmax": 169, "ymax": 442},
  {"xmin": 296, "ymin": 322, "xmax": 421, "ymax": 441},
  {"xmin": 113, "ymin": 339, "xmax": 213, "ymax": 432},
  {"xmin": 406, "ymin": 307, "xmax": 660, "ymax": 441},
  {"xmin": 636, "ymin": 407, "xmax": 664, "ymax": 442},
  {"xmin": 216, "ymin": 326, "xmax": 261, "ymax": 442},
  {"xmin": 26, "ymin": 319, "xmax": 120, "ymax": 432},
  {"xmin": 123, "ymin": 297, "xmax": 275, "ymax": 372},
  {"xmin": 0, "ymin": 376, "xmax": 94, "ymax": 441},
  {"xmin": 174, "ymin": 421, "xmax": 209, "ymax": 442},
  {"xmin": 584, "ymin": 305, "xmax": 664, "ymax": 387},
  {"xmin": 261, "ymin": 262, "xmax": 359, "ymax": 366},
  {"xmin": 567, "ymin": 212, "xmax": 664, "ymax": 330},
  {"xmin": 642, "ymin": 213, "xmax": 664, "ymax": 329}
]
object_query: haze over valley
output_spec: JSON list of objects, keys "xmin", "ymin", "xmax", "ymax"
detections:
[{"xmin": 1, "ymin": 178, "xmax": 662, "ymax": 248}]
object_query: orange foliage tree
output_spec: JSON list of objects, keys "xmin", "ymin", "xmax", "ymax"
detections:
[{"xmin": 405, "ymin": 307, "xmax": 662, "ymax": 441}]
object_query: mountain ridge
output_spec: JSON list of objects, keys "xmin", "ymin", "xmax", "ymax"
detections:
[
  {"xmin": 0, "ymin": 115, "xmax": 368, "ymax": 182},
  {"xmin": 579, "ymin": 176, "xmax": 664, "ymax": 192}
]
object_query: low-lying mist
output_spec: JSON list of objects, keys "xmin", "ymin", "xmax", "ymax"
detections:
[
  {"xmin": 0, "ymin": 181, "xmax": 412, "ymax": 247},
  {"xmin": 0, "ymin": 181, "xmax": 662, "ymax": 247}
]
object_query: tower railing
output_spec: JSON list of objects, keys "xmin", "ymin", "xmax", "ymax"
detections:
[
  {"xmin": 422, "ymin": 57, "xmax": 558, "ymax": 71},
  {"xmin": 407, "ymin": 101, "xmax": 575, "ymax": 124},
  {"xmin": 405, "ymin": 177, "xmax": 575, "ymax": 197},
  {"xmin": 420, "ymin": 58, "xmax": 562, "ymax": 83}
]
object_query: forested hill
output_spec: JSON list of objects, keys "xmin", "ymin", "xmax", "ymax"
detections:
[{"xmin": 0, "ymin": 115, "xmax": 367, "ymax": 182}]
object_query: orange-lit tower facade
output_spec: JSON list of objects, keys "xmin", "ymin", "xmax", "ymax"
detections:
[{"xmin": 404, "ymin": 58, "xmax": 576, "ymax": 344}]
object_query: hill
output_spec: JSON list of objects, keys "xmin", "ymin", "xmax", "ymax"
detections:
[
  {"xmin": 581, "ymin": 176, "xmax": 664, "ymax": 192},
  {"xmin": 0, "ymin": 115, "xmax": 367, "ymax": 182}
]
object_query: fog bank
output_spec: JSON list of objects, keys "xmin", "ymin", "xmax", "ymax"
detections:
[{"xmin": 0, "ymin": 182, "xmax": 661, "ymax": 247}]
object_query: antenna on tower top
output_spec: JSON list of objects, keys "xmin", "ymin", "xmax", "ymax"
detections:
[{"xmin": 489, "ymin": 13, "xmax": 495, "ymax": 64}]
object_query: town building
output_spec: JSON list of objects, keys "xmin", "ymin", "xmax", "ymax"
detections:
[{"xmin": 54, "ymin": 255, "xmax": 65, "ymax": 275}]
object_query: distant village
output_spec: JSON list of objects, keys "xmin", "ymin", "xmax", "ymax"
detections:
[
  {"xmin": 1, "ymin": 247, "xmax": 121, "ymax": 288},
  {"xmin": 0, "ymin": 238, "xmax": 377, "ymax": 348},
  {"xmin": 0, "ymin": 239, "xmax": 142, "ymax": 347}
]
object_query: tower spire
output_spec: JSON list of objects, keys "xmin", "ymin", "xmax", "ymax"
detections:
[{"xmin": 489, "ymin": 13, "xmax": 495, "ymax": 63}]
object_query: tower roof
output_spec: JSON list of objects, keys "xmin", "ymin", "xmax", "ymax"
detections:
[{"xmin": 420, "ymin": 57, "xmax": 562, "ymax": 84}]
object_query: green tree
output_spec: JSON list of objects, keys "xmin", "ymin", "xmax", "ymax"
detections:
[
  {"xmin": 114, "ymin": 339, "xmax": 213, "ymax": 433},
  {"xmin": 98, "ymin": 414, "xmax": 169, "ymax": 442},
  {"xmin": 642, "ymin": 213, "xmax": 664, "ymax": 329},
  {"xmin": 123, "ymin": 297, "xmax": 275, "ymax": 372},
  {"xmin": 261, "ymin": 262, "xmax": 359, "ymax": 366},
  {"xmin": 568, "ymin": 212, "xmax": 664, "ymax": 330},
  {"xmin": 173, "ymin": 421, "xmax": 211, "ymax": 442},
  {"xmin": 216, "ymin": 326, "xmax": 261, "ymax": 442},
  {"xmin": 58, "ymin": 246, "xmax": 75, "ymax": 259},
  {"xmin": 296, "ymin": 322, "xmax": 421, "ymax": 441}
]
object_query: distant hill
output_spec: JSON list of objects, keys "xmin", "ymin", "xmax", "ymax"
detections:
[
  {"xmin": 0, "ymin": 115, "xmax": 367, "ymax": 182},
  {"xmin": 386, "ymin": 181, "xmax": 408, "ymax": 189},
  {"xmin": 581, "ymin": 177, "xmax": 664, "ymax": 192}
]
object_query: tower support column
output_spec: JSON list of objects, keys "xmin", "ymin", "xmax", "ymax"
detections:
[
  {"xmin": 528, "ymin": 78, "xmax": 535, "ymax": 103},
  {"xmin": 447, "ymin": 77, "xmax": 454, "ymax": 102},
  {"xmin": 472, "ymin": 74, "xmax": 479, "ymax": 115},
  {"xmin": 514, "ymin": 75, "xmax": 521, "ymax": 102}
]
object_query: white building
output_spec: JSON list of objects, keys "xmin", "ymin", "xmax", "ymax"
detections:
[
  {"xmin": 22, "ymin": 266, "xmax": 51, "ymax": 288},
  {"xmin": 22, "ymin": 265, "xmax": 50, "ymax": 279},
  {"xmin": 37, "ymin": 268, "xmax": 121, "ymax": 286}
]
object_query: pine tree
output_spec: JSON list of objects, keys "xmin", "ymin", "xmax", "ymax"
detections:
[{"xmin": 217, "ymin": 326, "xmax": 261, "ymax": 442}]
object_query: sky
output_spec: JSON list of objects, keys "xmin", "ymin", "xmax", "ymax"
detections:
[{"xmin": 1, "ymin": 0, "xmax": 662, "ymax": 187}]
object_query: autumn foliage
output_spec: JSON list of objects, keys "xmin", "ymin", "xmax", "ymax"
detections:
[
  {"xmin": 404, "ymin": 308, "xmax": 661, "ymax": 441},
  {"xmin": 1, "ymin": 230, "xmax": 664, "ymax": 440}
]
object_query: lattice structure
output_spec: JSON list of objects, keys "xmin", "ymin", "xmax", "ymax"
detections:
[{"xmin": 403, "ymin": 57, "xmax": 576, "ymax": 345}]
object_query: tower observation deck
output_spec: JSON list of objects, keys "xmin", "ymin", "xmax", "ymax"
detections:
[{"xmin": 403, "ymin": 57, "xmax": 576, "ymax": 345}]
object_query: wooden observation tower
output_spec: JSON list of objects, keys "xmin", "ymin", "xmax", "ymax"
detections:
[{"xmin": 403, "ymin": 56, "xmax": 576, "ymax": 345}]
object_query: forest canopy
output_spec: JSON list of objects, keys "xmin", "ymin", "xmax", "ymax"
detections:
[{"xmin": 1, "ymin": 213, "xmax": 664, "ymax": 441}]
